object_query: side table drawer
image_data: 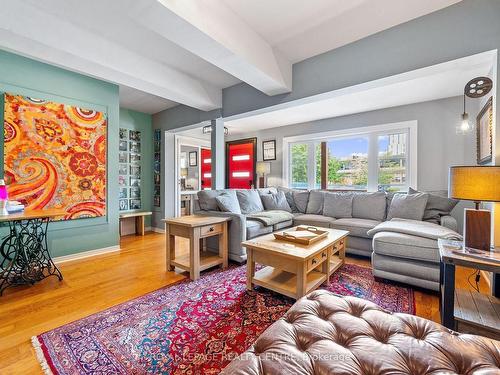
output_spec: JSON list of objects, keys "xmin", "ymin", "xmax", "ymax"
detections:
[
  {"xmin": 307, "ymin": 250, "xmax": 327, "ymax": 272},
  {"xmin": 200, "ymin": 223, "xmax": 223, "ymax": 237}
]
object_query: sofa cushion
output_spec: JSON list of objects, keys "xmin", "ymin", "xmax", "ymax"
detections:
[
  {"xmin": 197, "ymin": 190, "xmax": 225, "ymax": 211},
  {"xmin": 246, "ymin": 219, "xmax": 273, "ymax": 239},
  {"xmin": 323, "ymin": 192, "xmax": 353, "ymax": 218},
  {"xmin": 273, "ymin": 220, "xmax": 293, "ymax": 231},
  {"xmin": 260, "ymin": 191, "xmax": 291, "ymax": 212},
  {"xmin": 306, "ymin": 191, "xmax": 325, "ymax": 214},
  {"xmin": 387, "ymin": 192, "xmax": 428, "ymax": 221},
  {"xmin": 372, "ymin": 231, "xmax": 439, "ymax": 263},
  {"xmin": 277, "ymin": 187, "xmax": 299, "ymax": 213},
  {"xmin": 236, "ymin": 190, "xmax": 264, "ymax": 214},
  {"xmin": 352, "ymin": 192, "xmax": 386, "ymax": 221},
  {"xmin": 293, "ymin": 214, "xmax": 335, "ymax": 228},
  {"xmin": 215, "ymin": 191, "xmax": 241, "ymax": 214},
  {"xmin": 409, "ymin": 187, "xmax": 459, "ymax": 224},
  {"xmin": 330, "ymin": 218, "xmax": 380, "ymax": 238},
  {"xmin": 257, "ymin": 187, "xmax": 278, "ymax": 195},
  {"xmin": 292, "ymin": 190, "xmax": 310, "ymax": 213}
]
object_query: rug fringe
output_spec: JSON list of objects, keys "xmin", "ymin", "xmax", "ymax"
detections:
[{"xmin": 31, "ymin": 336, "xmax": 54, "ymax": 375}]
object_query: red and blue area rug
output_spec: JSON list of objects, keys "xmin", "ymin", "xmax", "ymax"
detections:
[{"xmin": 33, "ymin": 264, "xmax": 415, "ymax": 374}]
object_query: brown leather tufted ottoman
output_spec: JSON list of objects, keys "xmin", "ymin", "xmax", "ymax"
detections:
[{"xmin": 221, "ymin": 290, "xmax": 500, "ymax": 374}]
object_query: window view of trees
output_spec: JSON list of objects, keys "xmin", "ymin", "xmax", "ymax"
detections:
[
  {"xmin": 289, "ymin": 131, "xmax": 408, "ymax": 192},
  {"xmin": 290, "ymin": 143, "xmax": 309, "ymax": 189}
]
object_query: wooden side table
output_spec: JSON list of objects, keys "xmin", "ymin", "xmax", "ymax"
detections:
[
  {"xmin": 163, "ymin": 215, "xmax": 229, "ymax": 280},
  {"xmin": 438, "ymin": 239, "xmax": 500, "ymax": 339}
]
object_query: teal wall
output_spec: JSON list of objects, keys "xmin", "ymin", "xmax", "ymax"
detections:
[
  {"xmin": 0, "ymin": 49, "xmax": 120, "ymax": 257},
  {"xmin": 119, "ymin": 108, "xmax": 153, "ymax": 226}
]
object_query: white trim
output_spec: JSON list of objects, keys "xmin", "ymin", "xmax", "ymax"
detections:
[
  {"xmin": 53, "ymin": 245, "xmax": 120, "ymax": 264},
  {"xmin": 282, "ymin": 120, "xmax": 417, "ymax": 190}
]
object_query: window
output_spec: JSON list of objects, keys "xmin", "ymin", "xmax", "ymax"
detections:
[
  {"xmin": 326, "ymin": 137, "xmax": 368, "ymax": 190},
  {"xmin": 285, "ymin": 122, "xmax": 416, "ymax": 192},
  {"xmin": 378, "ymin": 133, "xmax": 407, "ymax": 192},
  {"xmin": 290, "ymin": 143, "xmax": 309, "ymax": 189}
]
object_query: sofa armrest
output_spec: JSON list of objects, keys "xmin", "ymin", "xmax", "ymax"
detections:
[{"xmin": 440, "ymin": 215, "xmax": 458, "ymax": 232}]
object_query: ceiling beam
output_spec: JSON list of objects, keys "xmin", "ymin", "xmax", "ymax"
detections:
[
  {"xmin": 130, "ymin": 0, "xmax": 292, "ymax": 96},
  {"xmin": 0, "ymin": 1, "xmax": 222, "ymax": 111}
]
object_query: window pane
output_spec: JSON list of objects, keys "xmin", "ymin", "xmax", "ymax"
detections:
[
  {"xmin": 314, "ymin": 143, "xmax": 321, "ymax": 189},
  {"xmin": 326, "ymin": 137, "xmax": 368, "ymax": 190},
  {"xmin": 378, "ymin": 133, "xmax": 407, "ymax": 192},
  {"xmin": 290, "ymin": 143, "xmax": 308, "ymax": 189}
]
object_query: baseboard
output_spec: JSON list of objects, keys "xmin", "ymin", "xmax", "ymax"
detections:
[
  {"xmin": 152, "ymin": 227, "xmax": 165, "ymax": 233},
  {"xmin": 54, "ymin": 245, "xmax": 121, "ymax": 264}
]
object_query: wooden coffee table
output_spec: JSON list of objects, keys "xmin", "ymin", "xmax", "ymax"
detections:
[
  {"xmin": 163, "ymin": 215, "xmax": 229, "ymax": 280},
  {"xmin": 243, "ymin": 226, "xmax": 349, "ymax": 299}
]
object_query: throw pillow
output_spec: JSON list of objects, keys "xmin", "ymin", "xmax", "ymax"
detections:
[
  {"xmin": 292, "ymin": 190, "xmax": 310, "ymax": 213},
  {"xmin": 306, "ymin": 191, "xmax": 325, "ymax": 214},
  {"xmin": 323, "ymin": 192, "xmax": 353, "ymax": 218},
  {"xmin": 387, "ymin": 192, "xmax": 428, "ymax": 221},
  {"xmin": 215, "ymin": 191, "xmax": 241, "ymax": 214},
  {"xmin": 260, "ymin": 191, "xmax": 292, "ymax": 212},
  {"xmin": 408, "ymin": 187, "xmax": 459, "ymax": 224},
  {"xmin": 277, "ymin": 187, "xmax": 298, "ymax": 213},
  {"xmin": 352, "ymin": 192, "xmax": 387, "ymax": 221},
  {"xmin": 197, "ymin": 190, "xmax": 224, "ymax": 211},
  {"xmin": 236, "ymin": 190, "xmax": 264, "ymax": 214}
]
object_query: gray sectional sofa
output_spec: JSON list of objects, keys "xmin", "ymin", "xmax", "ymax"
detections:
[{"xmin": 193, "ymin": 187, "xmax": 461, "ymax": 291}]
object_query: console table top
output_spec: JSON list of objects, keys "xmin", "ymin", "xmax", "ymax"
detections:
[{"xmin": 0, "ymin": 209, "xmax": 66, "ymax": 222}]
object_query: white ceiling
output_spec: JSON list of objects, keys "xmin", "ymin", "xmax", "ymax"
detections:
[
  {"xmin": 224, "ymin": 51, "xmax": 496, "ymax": 134},
  {"xmin": 0, "ymin": 0, "xmax": 462, "ymax": 114},
  {"xmin": 223, "ymin": 0, "xmax": 462, "ymax": 63}
]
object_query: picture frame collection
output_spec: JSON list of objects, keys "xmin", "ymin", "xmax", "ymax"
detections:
[
  {"xmin": 154, "ymin": 130, "xmax": 161, "ymax": 207},
  {"xmin": 119, "ymin": 128, "xmax": 142, "ymax": 211}
]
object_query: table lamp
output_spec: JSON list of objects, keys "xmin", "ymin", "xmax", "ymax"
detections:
[
  {"xmin": 449, "ymin": 166, "xmax": 500, "ymax": 250},
  {"xmin": 256, "ymin": 162, "xmax": 271, "ymax": 188}
]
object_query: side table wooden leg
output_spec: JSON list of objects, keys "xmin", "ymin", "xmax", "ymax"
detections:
[
  {"xmin": 165, "ymin": 224, "xmax": 175, "ymax": 272},
  {"xmin": 296, "ymin": 261, "xmax": 307, "ymax": 299},
  {"xmin": 220, "ymin": 221, "xmax": 228, "ymax": 269},
  {"xmin": 440, "ymin": 261, "xmax": 456, "ymax": 329},
  {"xmin": 190, "ymin": 228, "xmax": 201, "ymax": 280},
  {"xmin": 135, "ymin": 215, "xmax": 145, "ymax": 236},
  {"xmin": 246, "ymin": 248, "xmax": 255, "ymax": 291}
]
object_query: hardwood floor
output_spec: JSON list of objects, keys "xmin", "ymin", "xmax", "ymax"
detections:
[{"xmin": 0, "ymin": 232, "xmax": 490, "ymax": 374}]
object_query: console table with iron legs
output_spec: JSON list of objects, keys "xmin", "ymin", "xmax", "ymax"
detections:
[{"xmin": 0, "ymin": 210, "xmax": 64, "ymax": 296}]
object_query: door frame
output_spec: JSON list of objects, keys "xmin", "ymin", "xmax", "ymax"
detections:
[
  {"xmin": 174, "ymin": 135, "xmax": 210, "ymax": 216},
  {"xmin": 225, "ymin": 137, "xmax": 257, "ymax": 189}
]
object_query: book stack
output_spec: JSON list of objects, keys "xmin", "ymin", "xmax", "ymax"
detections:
[{"xmin": 7, "ymin": 201, "xmax": 25, "ymax": 214}]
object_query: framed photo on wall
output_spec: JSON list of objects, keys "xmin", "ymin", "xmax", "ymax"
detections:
[
  {"xmin": 476, "ymin": 97, "xmax": 493, "ymax": 164},
  {"xmin": 189, "ymin": 151, "xmax": 198, "ymax": 167},
  {"xmin": 262, "ymin": 140, "xmax": 276, "ymax": 161}
]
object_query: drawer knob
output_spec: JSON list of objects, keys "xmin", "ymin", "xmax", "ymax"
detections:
[
  {"xmin": 209, "ymin": 227, "xmax": 214, "ymax": 232},
  {"xmin": 322, "ymin": 252, "xmax": 326, "ymax": 258},
  {"xmin": 312, "ymin": 259, "xmax": 317, "ymax": 264}
]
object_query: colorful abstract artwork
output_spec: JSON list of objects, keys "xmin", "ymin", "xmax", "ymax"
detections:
[{"xmin": 3, "ymin": 93, "xmax": 107, "ymax": 219}]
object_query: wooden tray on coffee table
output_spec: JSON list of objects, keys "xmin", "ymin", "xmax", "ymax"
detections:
[{"xmin": 274, "ymin": 226, "xmax": 328, "ymax": 245}]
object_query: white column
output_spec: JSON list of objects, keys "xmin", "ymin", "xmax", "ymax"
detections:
[{"xmin": 211, "ymin": 118, "xmax": 225, "ymax": 189}]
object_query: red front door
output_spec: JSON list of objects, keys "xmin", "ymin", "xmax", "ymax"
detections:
[
  {"xmin": 226, "ymin": 139, "xmax": 256, "ymax": 189},
  {"xmin": 200, "ymin": 148, "xmax": 212, "ymax": 190}
]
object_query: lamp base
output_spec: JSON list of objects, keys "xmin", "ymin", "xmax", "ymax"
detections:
[
  {"xmin": 258, "ymin": 176, "xmax": 266, "ymax": 188},
  {"xmin": 464, "ymin": 208, "xmax": 491, "ymax": 250}
]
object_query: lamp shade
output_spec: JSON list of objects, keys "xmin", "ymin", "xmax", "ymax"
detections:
[
  {"xmin": 256, "ymin": 162, "xmax": 271, "ymax": 176},
  {"xmin": 180, "ymin": 168, "xmax": 188, "ymax": 178},
  {"xmin": 449, "ymin": 166, "xmax": 500, "ymax": 202}
]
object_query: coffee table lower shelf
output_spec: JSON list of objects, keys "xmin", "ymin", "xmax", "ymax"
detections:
[{"xmin": 252, "ymin": 266, "xmax": 327, "ymax": 299}]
